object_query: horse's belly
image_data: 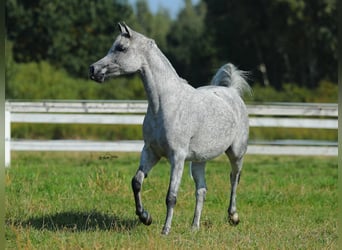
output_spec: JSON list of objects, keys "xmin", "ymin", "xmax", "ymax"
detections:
[{"xmin": 187, "ymin": 129, "xmax": 235, "ymax": 161}]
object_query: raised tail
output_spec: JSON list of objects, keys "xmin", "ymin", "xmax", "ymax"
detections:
[{"xmin": 210, "ymin": 63, "xmax": 252, "ymax": 97}]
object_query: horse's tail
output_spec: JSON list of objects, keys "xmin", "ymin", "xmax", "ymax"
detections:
[{"xmin": 210, "ymin": 63, "xmax": 252, "ymax": 97}]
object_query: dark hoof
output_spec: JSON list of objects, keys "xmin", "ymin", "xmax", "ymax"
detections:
[{"xmin": 139, "ymin": 210, "xmax": 152, "ymax": 225}]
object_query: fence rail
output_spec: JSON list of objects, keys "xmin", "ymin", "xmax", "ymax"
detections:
[
  {"xmin": 5, "ymin": 101, "xmax": 338, "ymax": 166},
  {"xmin": 6, "ymin": 100, "xmax": 338, "ymax": 116}
]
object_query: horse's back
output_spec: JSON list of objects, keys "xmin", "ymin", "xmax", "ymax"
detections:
[{"xmin": 195, "ymin": 85, "xmax": 248, "ymax": 121}]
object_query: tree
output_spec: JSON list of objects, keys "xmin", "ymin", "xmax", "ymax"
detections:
[
  {"xmin": 5, "ymin": 40, "xmax": 17, "ymax": 98},
  {"xmin": 132, "ymin": 0, "xmax": 171, "ymax": 52},
  {"xmin": 6, "ymin": 0, "xmax": 134, "ymax": 77},
  {"xmin": 203, "ymin": 0, "xmax": 337, "ymax": 88},
  {"xmin": 6, "ymin": 0, "xmax": 337, "ymax": 93},
  {"xmin": 166, "ymin": 0, "xmax": 214, "ymax": 86},
  {"xmin": 276, "ymin": 0, "xmax": 337, "ymax": 87}
]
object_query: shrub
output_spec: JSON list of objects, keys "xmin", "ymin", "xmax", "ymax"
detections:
[
  {"xmin": 6, "ymin": 60, "xmax": 146, "ymax": 100},
  {"xmin": 245, "ymin": 82, "xmax": 337, "ymax": 103}
]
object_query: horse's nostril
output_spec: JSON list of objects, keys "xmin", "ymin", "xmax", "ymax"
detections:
[{"xmin": 89, "ymin": 65, "xmax": 95, "ymax": 75}]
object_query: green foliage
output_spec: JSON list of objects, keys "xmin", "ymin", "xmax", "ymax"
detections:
[
  {"xmin": 5, "ymin": 41, "xmax": 17, "ymax": 98},
  {"xmin": 249, "ymin": 127, "xmax": 337, "ymax": 142},
  {"xmin": 166, "ymin": 0, "xmax": 215, "ymax": 85},
  {"xmin": 11, "ymin": 123, "xmax": 143, "ymax": 141},
  {"xmin": 132, "ymin": 0, "xmax": 172, "ymax": 52},
  {"xmin": 245, "ymin": 81, "xmax": 338, "ymax": 103},
  {"xmin": 5, "ymin": 153, "xmax": 337, "ymax": 249},
  {"xmin": 6, "ymin": 0, "xmax": 134, "ymax": 77},
  {"xmin": 6, "ymin": 0, "xmax": 337, "ymax": 89},
  {"xmin": 6, "ymin": 59, "xmax": 146, "ymax": 100},
  {"xmin": 313, "ymin": 80, "xmax": 339, "ymax": 103},
  {"xmin": 203, "ymin": 0, "xmax": 337, "ymax": 87},
  {"xmin": 9, "ymin": 61, "xmax": 79, "ymax": 99}
]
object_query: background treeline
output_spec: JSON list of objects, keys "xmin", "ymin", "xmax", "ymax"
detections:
[{"xmin": 5, "ymin": 0, "xmax": 337, "ymax": 102}]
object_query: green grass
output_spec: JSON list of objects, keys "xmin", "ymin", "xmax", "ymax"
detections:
[
  {"xmin": 6, "ymin": 152, "xmax": 337, "ymax": 249},
  {"xmin": 11, "ymin": 123, "xmax": 338, "ymax": 142}
]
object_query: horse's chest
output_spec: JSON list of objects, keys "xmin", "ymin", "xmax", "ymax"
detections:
[
  {"xmin": 143, "ymin": 113, "xmax": 189, "ymax": 155},
  {"xmin": 143, "ymin": 116, "xmax": 168, "ymax": 153}
]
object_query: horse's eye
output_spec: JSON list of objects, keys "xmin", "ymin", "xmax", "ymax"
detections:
[{"xmin": 116, "ymin": 44, "xmax": 127, "ymax": 52}]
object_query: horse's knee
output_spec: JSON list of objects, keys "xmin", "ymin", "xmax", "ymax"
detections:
[
  {"xmin": 131, "ymin": 170, "xmax": 145, "ymax": 192},
  {"xmin": 196, "ymin": 188, "xmax": 207, "ymax": 199},
  {"xmin": 131, "ymin": 176, "xmax": 141, "ymax": 192},
  {"xmin": 166, "ymin": 193, "xmax": 177, "ymax": 207}
]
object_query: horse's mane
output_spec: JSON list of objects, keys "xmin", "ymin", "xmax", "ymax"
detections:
[{"xmin": 150, "ymin": 40, "xmax": 188, "ymax": 85}]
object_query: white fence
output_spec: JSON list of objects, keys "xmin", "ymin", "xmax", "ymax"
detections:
[{"xmin": 5, "ymin": 101, "xmax": 338, "ymax": 166}]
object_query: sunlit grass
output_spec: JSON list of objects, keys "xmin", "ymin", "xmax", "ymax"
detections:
[{"xmin": 6, "ymin": 152, "xmax": 337, "ymax": 249}]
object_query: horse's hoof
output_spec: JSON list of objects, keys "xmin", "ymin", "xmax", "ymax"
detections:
[
  {"xmin": 229, "ymin": 212, "xmax": 240, "ymax": 226},
  {"xmin": 161, "ymin": 226, "xmax": 170, "ymax": 235},
  {"xmin": 139, "ymin": 210, "xmax": 152, "ymax": 225},
  {"xmin": 191, "ymin": 225, "xmax": 200, "ymax": 232}
]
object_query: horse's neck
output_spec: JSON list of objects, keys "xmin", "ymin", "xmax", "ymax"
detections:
[{"xmin": 140, "ymin": 44, "xmax": 191, "ymax": 114}]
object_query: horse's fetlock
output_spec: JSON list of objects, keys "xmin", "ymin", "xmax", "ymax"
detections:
[
  {"xmin": 139, "ymin": 209, "xmax": 152, "ymax": 225},
  {"xmin": 161, "ymin": 226, "xmax": 171, "ymax": 235}
]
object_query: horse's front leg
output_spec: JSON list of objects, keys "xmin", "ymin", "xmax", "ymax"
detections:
[
  {"xmin": 162, "ymin": 153, "xmax": 186, "ymax": 235},
  {"xmin": 132, "ymin": 146, "xmax": 160, "ymax": 225}
]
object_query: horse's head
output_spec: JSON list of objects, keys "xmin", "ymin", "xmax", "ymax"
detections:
[{"xmin": 89, "ymin": 22, "xmax": 150, "ymax": 83}]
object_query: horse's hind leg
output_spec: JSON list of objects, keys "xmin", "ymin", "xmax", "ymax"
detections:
[
  {"xmin": 190, "ymin": 161, "xmax": 207, "ymax": 230},
  {"xmin": 226, "ymin": 148, "xmax": 245, "ymax": 225},
  {"xmin": 132, "ymin": 146, "xmax": 160, "ymax": 225}
]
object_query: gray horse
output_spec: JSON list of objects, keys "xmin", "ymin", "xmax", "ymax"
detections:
[{"xmin": 89, "ymin": 22, "xmax": 251, "ymax": 235}]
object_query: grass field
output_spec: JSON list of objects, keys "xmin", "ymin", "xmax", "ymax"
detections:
[{"xmin": 5, "ymin": 152, "xmax": 337, "ymax": 249}]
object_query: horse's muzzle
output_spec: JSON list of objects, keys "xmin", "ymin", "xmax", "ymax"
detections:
[
  {"xmin": 89, "ymin": 65, "xmax": 105, "ymax": 83},
  {"xmin": 89, "ymin": 65, "xmax": 95, "ymax": 76}
]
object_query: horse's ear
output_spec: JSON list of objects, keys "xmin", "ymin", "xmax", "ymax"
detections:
[
  {"xmin": 117, "ymin": 22, "xmax": 132, "ymax": 38},
  {"xmin": 118, "ymin": 22, "xmax": 125, "ymax": 33}
]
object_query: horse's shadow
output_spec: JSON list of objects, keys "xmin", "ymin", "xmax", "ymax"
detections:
[{"xmin": 20, "ymin": 211, "xmax": 139, "ymax": 232}]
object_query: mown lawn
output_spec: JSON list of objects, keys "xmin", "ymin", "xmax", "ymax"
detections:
[{"xmin": 5, "ymin": 152, "xmax": 337, "ymax": 249}]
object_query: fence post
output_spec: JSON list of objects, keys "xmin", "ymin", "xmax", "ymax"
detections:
[{"xmin": 5, "ymin": 110, "xmax": 10, "ymax": 167}]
